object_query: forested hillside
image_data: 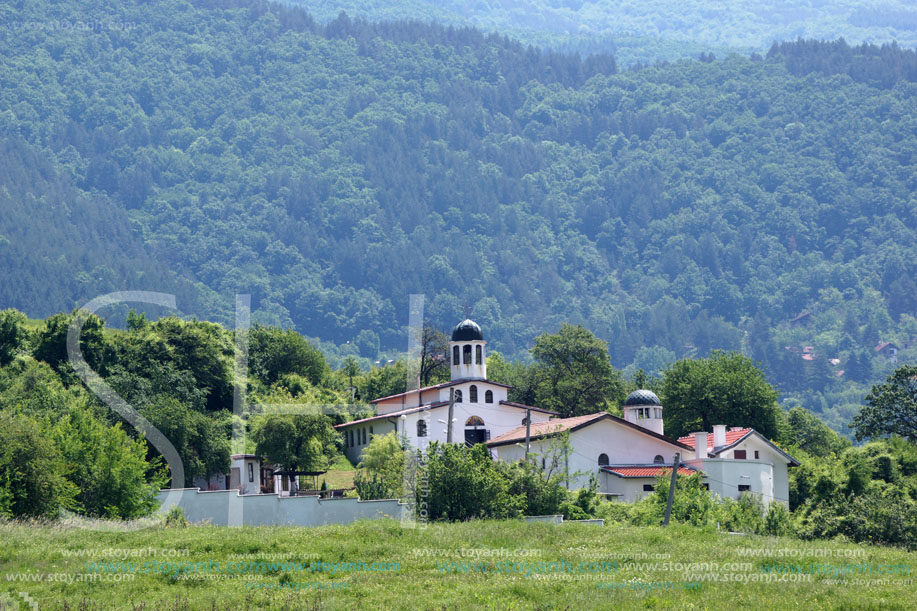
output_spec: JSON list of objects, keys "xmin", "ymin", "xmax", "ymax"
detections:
[
  {"xmin": 287, "ymin": 0, "xmax": 917, "ymax": 65},
  {"xmin": 1, "ymin": 0, "xmax": 917, "ymax": 432}
]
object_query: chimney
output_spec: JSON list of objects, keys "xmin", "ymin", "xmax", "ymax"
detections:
[
  {"xmin": 693, "ymin": 432, "xmax": 708, "ymax": 460},
  {"xmin": 713, "ymin": 425, "xmax": 727, "ymax": 449}
]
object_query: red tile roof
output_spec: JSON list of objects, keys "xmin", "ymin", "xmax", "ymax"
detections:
[
  {"xmin": 602, "ymin": 466, "xmax": 698, "ymax": 478},
  {"xmin": 488, "ymin": 413, "xmax": 607, "ymax": 445},
  {"xmin": 487, "ymin": 412, "xmax": 691, "ymax": 449},
  {"xmin": 677, "ymin": 428, "xmax": 752, "ymax": 451}
]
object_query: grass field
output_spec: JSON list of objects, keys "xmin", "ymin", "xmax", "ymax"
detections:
[{"xmin": 1, "ymin": 518, "xmax": 915, "ymax": 610}]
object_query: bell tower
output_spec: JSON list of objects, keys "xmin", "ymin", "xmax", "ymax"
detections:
[{"xmin": 449, "ymin": 319, "xmax": 486, "ymax": 381}]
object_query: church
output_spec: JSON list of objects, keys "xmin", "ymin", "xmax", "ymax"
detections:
[{"xmin": 336, "ymin": 319, "xmax": 798, "ymax": 506}]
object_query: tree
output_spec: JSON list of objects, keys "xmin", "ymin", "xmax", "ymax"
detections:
[
  {"xmin": 0, "ymin": 412, "xmax": 76, "ymax": 517},
  {"xmin": 354, "ymin": 431, "xmax": 405, "ymax": 500},
  {"xmin": 251, "ymin": 414, "xmax": 340, "ymax": 495},
  {"xmin": 530, "ymin": 324, "xmax": 625, "ymax": 417},
  {"xmin": 139, "ymin": 396, "xmax": 230, "ymax": 487},
  {"xmin": 342, "ymin": 356, "xmax": 361, "ymax": 401},
  {"xmin": 852, "ymin": 365, "xmax": 917, "ymax": 443},
  {"xmin": 660, "ymin": 351, "xmax": 781, "ymax": 439},
  {"xmin": 33, "ymin": 310, "xmax": 107, "ymax": 374},
  {"xmin": 418, "ymin": 324, "xmax": 449, "ymax": 386},
  {"xmin": 249, "ymin": 325, "xmax": 327, "ymax": 386},
  {"xmin": 780, "ymin": 406, "xmax": 850, "ymax": 457},
  {"xmin": 0, "ymin": 309, "xmax": 28, "ymax": 365},
  {"xmin": 52, "ymin": 407, "xmax": 165, "ymax": 518},
  {"xmin": 152, "ymin": 317, "xmax": 234, "ymax": 412}
]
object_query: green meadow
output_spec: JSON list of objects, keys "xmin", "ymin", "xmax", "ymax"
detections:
[{"xmin": 1, "ymin": 518, "xmax": 914, "ymax": 610}]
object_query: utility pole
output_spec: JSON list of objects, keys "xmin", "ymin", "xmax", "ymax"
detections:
[
  {"xmin": 446, "ymin": 387, "xmax": 454, "ymax": 443},
  {"xmin": 663, "ymin": 452, "xmax": 680, "ymax": 526},
  {"xmin": 524, "ymin": 408, "xmax": 531, "ymax": 463}
]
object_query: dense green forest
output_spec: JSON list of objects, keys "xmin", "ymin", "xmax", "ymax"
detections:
[
  {"xmin": 1, "ymin": 0, "xmax": 917, "ymax": 434},
  {"xmin": 287, "ymin": 0, "xmax": 917, "ymax": 65}
]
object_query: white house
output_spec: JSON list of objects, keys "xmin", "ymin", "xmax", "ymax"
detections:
[
  {"xmin": 335, "ymin": 319, "xmax": 557, "ymax": 463},
  {"xmin": 488, "ymin": 389, "xmax": 798, "ymax": 506}
]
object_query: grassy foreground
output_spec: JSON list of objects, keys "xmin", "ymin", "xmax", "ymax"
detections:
[{"xmin": 1, "ymin": 518, "xmax": 915, "ymax": 610}]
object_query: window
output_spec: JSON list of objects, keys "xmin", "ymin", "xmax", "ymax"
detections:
[
  {"xmin": 463, "ymin": 344, "xmax": 472, "ymax": 364},
  {"xmin": 469, "ymin": 385, "xmax": 478, "ymax": 402},
  {"xmin": 369, "ymin": 426, "xmax": 373, "ymax": 438},
  {"xmin": 361, "ymin": 429, "xmax": 366, "ymax": 445},
  {"xmin": 521, "ymin": 417, "xmax": 528, "ymax": 425},
  {"xmin": 702, "ymin": 483, "xmax": 710, "ymax": 490},
  {"xmin": 655, "ymin": 408, "xmax": 662, "ymax": 419},
  {"xmin": 643, "ymin": 484, "xmax": 655, "ymax": 492},
  {"xmin": 454, "ymin": 389, "xmax": 463, "ymax": 403},
  {"xmin": 453, "ymin": 346, "xmax": 460, "ymax": 365},
  {"xmin": 465, "ymin": 416, "xmax": 484, "ymax": 427},
  {"xmin": 347, "ymin": 430, "xmax": 352, "ymax": 447},
  {"xmin": 734, "ymin": 450, "xmax": 747, "ymax": 459},
  {"xmin": 417, "ymin": 420, "xmax": 427, "ymax": 437},
  {"xmin": 485, "ymin": 390, "xmax": 493, "ymax": 403},
  {"xmin": 653, "ymin": 455, "xmax": 664, "ymax": 464},
  {"xmin": 541, "ymin": 457, "xmax": 546, "ymax": 469},
  {"xmin": 738, "ymin": 484, "xmax": 750, "ymax": 492},
  {"xmin": 475, "ymin": 345, "xmax": 482, "ymax": 364},
  {"xmin": 248, "ymin": 463, "xmax": 254, "ymax": 483},
  {"xmin": 598, "ymin": 453, "xmax": 609, "ymax": 467},
  {"xmin": 754, "ymin": 450, "xmax": 759, "ymax": 459}
]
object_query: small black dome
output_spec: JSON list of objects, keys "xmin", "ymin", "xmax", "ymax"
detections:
[
  {"xmin": 451, "ymin": 319, "xmax": 484, "ymax": 341},
  {"xmin": 624, "ymin": 389, "xmax": 661, "ymax": 407}
]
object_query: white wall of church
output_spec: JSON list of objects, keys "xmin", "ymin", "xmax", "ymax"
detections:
[{"xmin": 493, "ymin": 418, "xmax": 684, "ymax": 491}]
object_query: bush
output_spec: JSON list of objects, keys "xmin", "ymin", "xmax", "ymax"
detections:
[
  {"xmin": 0, "ymin": 412, "xmax": 76, "ymax": 517},
  {"xmin": 716, "ymin": 494, "xmax": 765, "ymax": 534},
  {"xmin": 354, "ymin": 432, "xmax": 405, "ymax": 500},
  {"xmin": 763, "ymin": 502, "xmax": 793, "ymax": 536},
  {"xmin": 421, "ymin": 443, "xmax": 518, "ymax": 521},
  {"xmin": 163, "ymin": 506, "xmax": 188, "ymax": 527}
]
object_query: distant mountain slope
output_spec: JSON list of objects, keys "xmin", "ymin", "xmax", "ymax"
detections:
[
  {"xmin": 0, "ymin": 135, "xmax": 206, "ymax": 323},
  {"xmin": 1, "ymin": 1, "xmax": 917, "ymax": 432},
  {"xmin": 284, "ymin": 0, "xmax": 917, "ymax": 65}
]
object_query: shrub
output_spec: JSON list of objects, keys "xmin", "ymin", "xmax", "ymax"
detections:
[
  {"xmin": 763, "ymin": 502, "xmax": 793, "ymax": 536},
  {"xmin": 354, "ymin": 432, "xmax": 405, "ymax": 500},
  {"xmin": 421, "ymin": 442, "xmax": 517, "ymax": 521},
  {"xmin": 163, "ymin": 506, "xmax": 188, "ymax": 527},
  {"xmin": 0, "ymin": 412, "xmax": 76, "ymax": 517}
]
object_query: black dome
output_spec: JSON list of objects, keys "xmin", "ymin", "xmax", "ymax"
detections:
[
  {"xmin": 451, "ymin": 319, "xmax": 484, "ymax": 341},
  {"xmin": 624, "ymin": 389, "xmax": 661, "ymax": 406}
]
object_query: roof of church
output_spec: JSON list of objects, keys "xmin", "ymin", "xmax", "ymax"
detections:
[
  {"xmin": 370, "ymin": 378, "xmax": 512, "ymax": 404},
  {"xmin": 602, "ymin": 465, "xmax": 699, "ymax": 478},
  {"xmin": 334, "ymin": 401, "xmax": 449, "ymax": 428},
  {"xmin": 451, "ymin": 319, "xmax": 484, "ymax": 341},
  {"xmin": 623, "ymin": 389, "xmax": 662, "ymax": 406},
  {"xmin": 486, "ymin": 412, "xmax": 691, "ymax": 449}
]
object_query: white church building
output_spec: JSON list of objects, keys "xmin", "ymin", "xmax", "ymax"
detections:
[{"xmin": 337, "ymin": 319, "xmax": 798, "ymax": 506}]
